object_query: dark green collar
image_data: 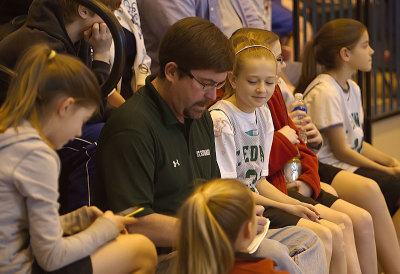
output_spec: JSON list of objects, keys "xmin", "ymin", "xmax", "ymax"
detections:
[{"xmin": 144, "ymin": 74, "xmax": 184, "ymax": 127}]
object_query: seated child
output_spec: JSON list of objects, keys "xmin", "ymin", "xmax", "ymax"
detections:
[
  {"xmin": 0, "ymin": 44, "xmax": 156, "ymax": 273},
  {"xmin": 296, "ymin": 18, "xmax": 400, "ymax": 273},
  {"xmin": 210, "ymin": 31, "xmax": 377, "ymax": 273},
  {"xmin": 171, "ymin": 178, "xmax": 288, "ymax": 274}
]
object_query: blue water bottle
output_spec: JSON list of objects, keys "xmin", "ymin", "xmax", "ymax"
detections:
[{"xmin": 293, "ymin": 93, "xmax": 307, "ymax": 143}]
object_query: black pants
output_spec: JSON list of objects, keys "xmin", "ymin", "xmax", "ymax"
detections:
[{"xmin": 319, "ymin": 162, "xmax": 400, "ymax": 216}]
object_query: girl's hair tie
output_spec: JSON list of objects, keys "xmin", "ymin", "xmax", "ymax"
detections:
[{"xmin": 48, "ymin": 50, "xmax": 57, "ymax": 61}]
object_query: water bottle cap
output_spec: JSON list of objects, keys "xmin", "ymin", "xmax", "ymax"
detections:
[{"xmin": 294, "ymin": 93, "xmax": 303, "ymax": 100}]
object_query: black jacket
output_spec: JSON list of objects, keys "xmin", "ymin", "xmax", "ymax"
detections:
[{"xmin": 0, "ymin": 0, "xmax": 110, "ymax": 104}]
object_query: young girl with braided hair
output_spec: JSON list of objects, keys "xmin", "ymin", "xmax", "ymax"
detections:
[{"xmin": 0, "ymin": 44, "xmax": 156, "ymax": 274}]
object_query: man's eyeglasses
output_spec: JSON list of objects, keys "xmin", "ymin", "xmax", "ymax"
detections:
[{"xmin": 178, "ymin": 67, "xmax": 226, "ymax": 90}]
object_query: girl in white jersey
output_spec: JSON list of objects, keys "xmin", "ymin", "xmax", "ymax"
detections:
[
  {"xmin": 209, "ymin": 37, "xmax": 376, "ymax": 274},
  {"xmin": 0, "ymin": 45, "xmax": 156, "ymax": 274},
  {"xmin": 296, "ymin": 18, "xmax": 400, "ymax": 273}
]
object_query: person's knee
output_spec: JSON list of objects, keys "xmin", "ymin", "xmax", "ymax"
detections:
[
  {"xmin": 328, "ymin": 223, "xmax": 344, "ymax": 248},
  {"xmin": 256, "ymin": 238, "xmax": 290, "ymax": 259},
  {"xmin": 352, "ymin": 209, "xmax": 374, "ymax": 235},
  {"xmin": 333, "ymin": 211, "xmax": 353, "ymax": 233},
  {"xmin": 362, "ymin": 178, "xmax": 382, "ymax": 197},
  {"xmin": 117, "ymin": 234, "xmax": 157, "ymax": 271},
  {"xmin": 312, "ymin": 225, "xmax": 332, "ymax": 251}
]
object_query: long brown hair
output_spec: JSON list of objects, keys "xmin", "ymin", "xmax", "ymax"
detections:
[
  {"xmin": 172, "ymin": 179, "xmax": 254, "ymax": 274},
  {"xmin": 0, "ymin": 44, "xmax": 101, "ymax": 143},
  {"xmin": 295, "ymin": 18, "xmax": 366, "ymax": 93}
]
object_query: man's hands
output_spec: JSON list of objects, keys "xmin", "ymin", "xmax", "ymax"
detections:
[{"xmin": 84, "ymin": 22, "xmax": 112, "ymax": 63}]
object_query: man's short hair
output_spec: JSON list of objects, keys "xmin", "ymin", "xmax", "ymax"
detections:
[
  {"xmin": 59, "ymin": 0, "xmax": 121, "ymax": 24},
  {"xmin": 158, "ymin": 17, "xmax": 234, "ymax": 78}
]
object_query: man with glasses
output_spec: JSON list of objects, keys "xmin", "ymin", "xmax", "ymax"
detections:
[
  {"xmin": 95, "ymin": 17, "xmax": 231, "ymax": 245},
  {"xmin": 95, "ymin": 17, "xmax": 326, "ymax": 273}
]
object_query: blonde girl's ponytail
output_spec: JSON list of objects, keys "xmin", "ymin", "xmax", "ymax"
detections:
[
  {"xmin": 295, "ymin": 39, "xmax": 318, "ymax": 94},
  {"xmin": 172, "ymin": 179, "xmax": 254, "ymax": 274},
  {"xmin": 0, "ymin": 44, "xmax": 101, "ymax": 143}
]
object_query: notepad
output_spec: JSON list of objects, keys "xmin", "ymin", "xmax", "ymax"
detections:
[{"xmin": 247, "ymin": 218, "xmax": 270, "ymax": 254}]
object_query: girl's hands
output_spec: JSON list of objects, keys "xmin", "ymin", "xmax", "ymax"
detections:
[
  {"xmin": 282, "ymin": 203, "xmax": 320, "ymax": 223},
  {"xmin": 103, "ymin": 211, "xmax": 138, "ymax": 233},
  {"xmin": 288, "ymin": 100, "xmax": 307, "ymax": 123},
  {"xmin": 255, "ymin": 205, "xmax": 268, "ymax": 233},
  {"xmin": 287, "ymin": 180, "xmax": 313, "ymax": 197},
  {"xmin": 278, "ymin": 126, "xmax": 300, "ymax": 145},
  {"xmin": 288, "ymin": 104, "xmax": 322, "ymax": 149},
  {"xmin": 302, "ymin": 120, "xmax": 323, "ymax": 149},
  {"xmin": 384, "ymin": 166, "xmax": 400, "ymax": 179},
  {"xmin": 386, "ymin": 157, "xmax": 400, "ymax": 168},
  {"xmin": 86, "ymin": 206, "xmax": 103, "ymax": 223},
  {"xmin": 299, "ymin": 202, "xmax": 320, "ymax": 217}
]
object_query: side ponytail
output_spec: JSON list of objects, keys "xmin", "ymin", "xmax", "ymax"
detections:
[
  {"xmin": 0, "ymin": 44, "xmax": 101, "ymax": 142},
  {"xmin": 295, "ymin": 39, "xmax": 318, "ymax": 94},
  {"xmin": 172, "ymin": 179, "xmax": 254, "ymax": 274}
]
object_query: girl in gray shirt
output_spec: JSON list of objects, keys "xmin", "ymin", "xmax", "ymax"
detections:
[{"xmin": 0, "ymin": 44, "xmax": 156, "ymax": 273}]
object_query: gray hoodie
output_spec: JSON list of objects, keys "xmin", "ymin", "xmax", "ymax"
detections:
[{"xmin": 0, "ymin": 123, "xmax": 119, "ymax": 273}]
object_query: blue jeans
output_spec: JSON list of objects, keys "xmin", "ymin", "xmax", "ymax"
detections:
[
  {"xmin": 155, "ymin": 226, "xmax": 327, "ymax": 274},
  {"xmin": 255, "ymin": 226, "xmax": 328, "ymax": 274}
]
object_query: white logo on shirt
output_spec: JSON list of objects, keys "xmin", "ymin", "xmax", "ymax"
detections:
[
  {"xmin": 196, "ymin": 149, "xmax": 210, "ymax": 158},
  {"xmin": 173, "ymin": 159, "xmax": 180, "ymax": 167}
]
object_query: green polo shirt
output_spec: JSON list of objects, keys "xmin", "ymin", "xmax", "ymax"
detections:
[{"xmin": 94, "ymin": 75, "xmax": 220, "ymax": 216}]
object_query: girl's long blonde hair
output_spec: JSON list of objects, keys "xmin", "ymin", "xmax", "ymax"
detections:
[
  {"xmin": 172, "ymin": 179, "xmax": 254, "ymax": 274},
  {"xmin": 224, "ymin": 35, "xmax": 277, "ymax": 99},
  {"xmin": 0, "ymin": 44, "xmax": 102, "ymax": 144},
  {"xmin": 232, "ymin": 28, "xmax": 280, "ymax": 48}
]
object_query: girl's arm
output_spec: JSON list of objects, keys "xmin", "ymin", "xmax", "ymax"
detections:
[
  {"xmin": 361, "ymin": 141, "xmax": 400, "ymax": 167},
  {"xmin": 60, "ymin": 206, "xmax": 92, "ymax": 235},
  {"xmin": 326, "ymin": 125, "xmax": 399, "ymax": 176},
  {"xmin": 16, "ymin": 148, "xmax": 120, "ymax": 271},
  {"xmin": 255, "ymin": 178, "xmax": 320, "ymax": 221}
]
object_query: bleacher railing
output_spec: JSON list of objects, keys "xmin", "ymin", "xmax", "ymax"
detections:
[{"xmin": 293, "ymin": 0, "xmax": 399, "ymax": 143}]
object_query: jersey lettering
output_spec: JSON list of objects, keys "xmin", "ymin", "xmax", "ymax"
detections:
[
  {"xmin": 245, "ymin": 169, "xmax": 258, "ymax": 193},
  {"xmin": 243, "ymin": 145, "xmax": 264, "ymax": 163},
  {"xmin": 351, "ymin": 112, "xmax": 360, "ymax": 127}
]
